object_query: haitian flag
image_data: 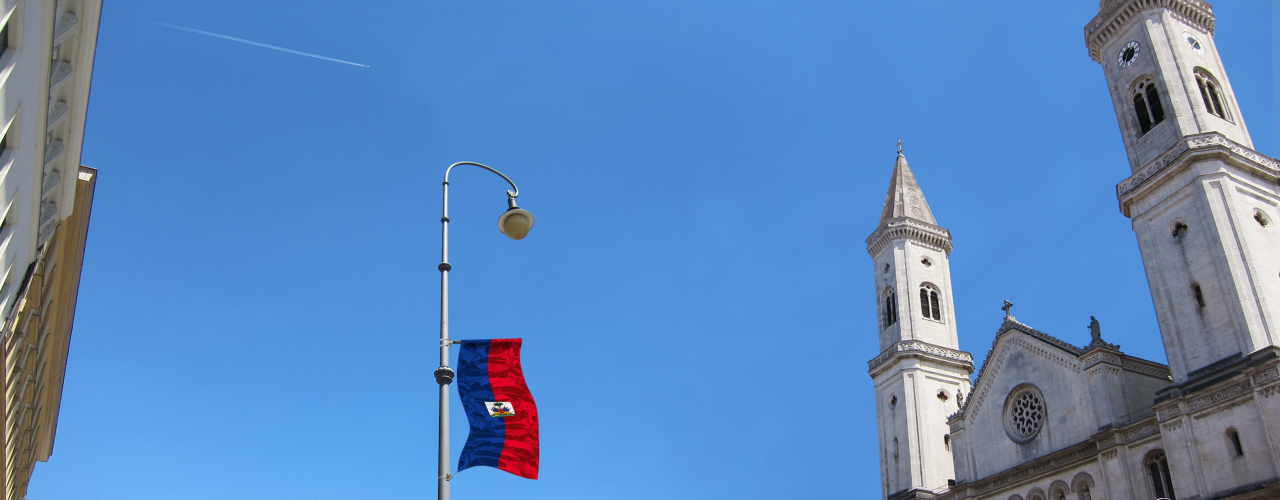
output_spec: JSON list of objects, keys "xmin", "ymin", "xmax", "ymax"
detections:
[{"xmin": 456, "ymin": 338, "xmax": 539, "ymax": 479}]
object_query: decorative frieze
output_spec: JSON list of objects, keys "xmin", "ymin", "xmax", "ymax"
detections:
[
  {"xmin": 1084, "ymin": 0, "xmax": 1214, "ymax": 63},
  {"xmin": 1123, "ymin": 359, "xmax": 1172, "ymax": 378},
  {"xmin": 1251, "ymin": 366, "xmax": 1279, "ymax": 385},
  {"xmin": 1156, "ymin": 405, "xmax": 1181, "ymax": 421},
  {"xmin": 1258, "ymin": 385, "xmax": 1280, "ymax": 398},
  {"xmin": 1123, "ymin": 422, "xmax": 1159, "ymax": 442},
  {"xmin": 1162, "ymin": 420, "xmax": 1183, "ymax": 432},
  {"xmin": 1117, "ymin": 133, "xmax": 1280, "ymax": 197},
  {"xmin": 1188, "ymin": 380, "xmax": 1252, "ymax": 411},
  {"xmin": 867, "ymin": 340, "xmax": 974, "ymax": 371},
  {"xmin": 967, "ymin": 442, "xmax": 1098, "ymax": 496}
]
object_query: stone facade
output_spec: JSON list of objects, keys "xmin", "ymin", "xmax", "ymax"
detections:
[{"xmin": 869, "ymin": 1, "xmax": 1280, "ymax": 499}]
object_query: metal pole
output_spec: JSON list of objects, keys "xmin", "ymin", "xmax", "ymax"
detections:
[
  {"xmin": 438, "ymin": 179, "xmax": 452, "ymax": 500},
  {"xmin": 433, "ymin": 162, "xmax": 521, "ymax": 500}
]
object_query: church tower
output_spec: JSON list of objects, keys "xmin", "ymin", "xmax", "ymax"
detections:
[
  {"xmin": 867, "ymin": 150, "xmax": 974, "ymax": 500},
  {"xmin": 1087, "ymin": 0, "xmax": 1280, "ymax": 383}
]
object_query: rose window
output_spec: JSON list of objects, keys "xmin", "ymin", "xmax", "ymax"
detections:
[{"xmin": 1004, "ymin": 386, "xmax": 1046, "ymax": 442}]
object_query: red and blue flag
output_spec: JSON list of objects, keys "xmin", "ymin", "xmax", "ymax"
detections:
[{"xmin": 456, "ymin": 338, "xmax": 539, "ymax": 479}]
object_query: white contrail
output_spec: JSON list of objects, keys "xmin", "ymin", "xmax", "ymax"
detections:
[{"xmin": 148, "ymin": 21, "xmax": 369, "ymax": 68}]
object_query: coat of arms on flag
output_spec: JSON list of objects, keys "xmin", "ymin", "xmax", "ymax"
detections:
[{"xmin": 485, "ymin": 402, "xmax": 516, "ymax": 417}]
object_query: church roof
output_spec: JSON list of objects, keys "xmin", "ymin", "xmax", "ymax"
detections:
[{"xmin": 878, "ymin": 152, "xmax": 938, "ymax": 226}]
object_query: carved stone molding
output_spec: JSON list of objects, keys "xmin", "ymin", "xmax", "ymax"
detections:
[
  {"xmin": 964, "ymin": 441, "xmax": 1098, "ymax": 497},
  {"xmin": 48, "ymin": 62, "xmax": 72, "ymax": 91},
  {"xmin": 867, "ymin": 340, "xmax": 974, "ymax": 372},
  {"xmin": 1156, "ymin": 405, "xmax": 1181, "ymax": 421},
  {"xmin": 43, "ymin": 140, "xmax": 63, "ymax": 166},
  {"xmin": 46, "ymin": 101, "xmax": 67, "ymax": 131},
  {"xmin": 1084, "ymin": 0, "xmax": 1215, "ymax": 63},
  {"xmin": 1251, "ymin": 366, "xmax": 1279, "ymax": 385},
  {"xmin": 1123, "ymin": 422, "xmax": 1159, "ymax": 442},
  {"xmin": 866, "ymin": 217, "xmax": 953, "ymax": 256},
  {"xmin": 1123, "ymin": 359, "xmax": 1172, "ymax": 378},
  {"xmin": 40, "ymin": 170, "xmax": 60, "ymax": 198},
  {"xmin": 1117, "ymin": 133, "xmax": 1280, "ymax": 198},
  {"xmin": 53, "ymin": 12, "xmax": 78, "ymax": 43},
  {"xmin": 1258, "ymin": 385, "xmax": 1280, "ymax": 398},
  {"xmin": 1188, "ymin": 379, "xmax": 1252, "ymax": 412},
  {"xmin": 1100, "ymin": 449, "xmax": 1118, "ymax": 460},
  {"xmin": 1162, "ymin": 419, "xmax": 1184, "ymax": 432}
]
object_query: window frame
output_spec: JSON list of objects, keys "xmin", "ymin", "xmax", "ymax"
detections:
[
  {"xmin": 1194, "ymin": 68, "xmax": 1231, "ymax": 122},
  {"xmin": 1131, "ymin": 78, "xmax": 1166, "ymax": 136}
]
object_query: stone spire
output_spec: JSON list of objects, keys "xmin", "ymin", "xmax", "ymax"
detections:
[{"xmin": 878, "ymin": 151, "xmax": 938, "ymax": 226}]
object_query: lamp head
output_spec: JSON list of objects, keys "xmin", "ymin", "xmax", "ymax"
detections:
[{"xmin": 498, "ymin": 197, "xmax": 534, "ymax": 240}]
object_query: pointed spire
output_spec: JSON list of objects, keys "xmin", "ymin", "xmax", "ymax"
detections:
[{"xmin": 878, "ymin": 149, "xmax": 938, "ymax": 226}]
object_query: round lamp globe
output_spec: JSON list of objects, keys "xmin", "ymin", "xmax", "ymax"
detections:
[{"xmin": 498, "ymin": 208, "xmax": 534, "ymax": 240}]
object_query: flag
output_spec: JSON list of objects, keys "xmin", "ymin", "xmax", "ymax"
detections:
[{"xmin": 456, "ymin": 338, "xmax": 539, "ymax": 479}]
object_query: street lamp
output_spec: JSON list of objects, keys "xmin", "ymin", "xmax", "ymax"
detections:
[{"xmin": 432, "ymin": 161, "xmax": 533, "ymax": 500}]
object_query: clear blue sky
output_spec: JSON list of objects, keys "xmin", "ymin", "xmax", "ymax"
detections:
[{"xmin": 33, "ymin": 1, "xmax": 1274, "ymax": 499}]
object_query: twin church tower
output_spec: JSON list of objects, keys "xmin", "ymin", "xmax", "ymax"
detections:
[{"xmin": 869, "ymin": 1, "xmax": 1280, "ymax": 499}]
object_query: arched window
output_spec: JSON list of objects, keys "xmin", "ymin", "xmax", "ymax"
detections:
[
  {"xmin": 1145, "ymin": 450, "xmax": 1177, "ymax": 500},
  {"xmin": 943, "ymin": 434, "xmax": 951, "ymax": 451},
  {"xmin": 1195, "ymin": 69, "xmax": 1229, "ymax": 120},
  {"xmin": 884, "ymin": 288, "xmax": 899, "ymax": 328},
  {"xmin": 1132, "ymin": 79, "xmax": 1166, "ymax": 135},
  {"xmin": 1071, "ymin": 472, "xmax": 1096, "ymax": 500},
  {"xmin": 1192, "ymin": 282, "xmax": 1205, "ymax": 310},
  {"xmin": 1227, "ymin": 428, "xmax": 1244, "ymax": 457},
  {"xmin": 920, "ymin": 283, "xmax": 942, "ymax": 321}
]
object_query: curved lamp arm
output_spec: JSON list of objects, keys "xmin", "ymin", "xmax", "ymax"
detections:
[{"xmin": 444, "ymin": 161, "xmax": 520, "ymax": 201}]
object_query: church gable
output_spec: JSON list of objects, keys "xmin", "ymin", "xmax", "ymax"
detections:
[{"xmin": 951, "ymin": 320, "xmax": 1103, "ymax": 482}]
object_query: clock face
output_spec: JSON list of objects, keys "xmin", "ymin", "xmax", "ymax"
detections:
[
  {"xmin": 1117, "ymin": 41, "xmax": 1140, "ymax": 67},
  {"xmin": 1183, "ymin": 32, "xmax": 1205, "ymax": 53}
]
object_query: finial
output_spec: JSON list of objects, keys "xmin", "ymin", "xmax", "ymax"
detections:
[
  {"xmin": 897, "ymin": 139, "xmax": 903, "ymax": 155},
  {"xmin": 1002, "ymin": 300, "xmax": 1014, "ymax": 319}
]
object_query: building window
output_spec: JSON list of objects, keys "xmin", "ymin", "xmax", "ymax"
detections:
[
  {"xmin": 1172, "ymin": 221, "xmax": 1188, "ymax": 240},
  {"xmin": 0, "ymin": 22, "xmax": 8, "ymax": 60},
  {"xmin": 1227, "ymin": 428, "xmax": 1244, "ymax": 457},
  {"xmin": 1003, "ymin": 385, "xmax": 1046, "ymax": 442},
  {"xmin": 1255, "ymin": 210, "xmax": 1271, "ymax": 228},
  {"xmin": 920, "ymin": 283, "xmax": 942, "ymax": 321},
  {"xmin": 1146, "ymin": 450, "xmax": 1177, "ymax": 500},
  {"xmin": 943, "ymin": 434, "xmax": 951, "ymax": 452},
  {"xmin": 1077, "ymin": 485, "xmax": 1090, "ymax": 500},
  {"xmin": 1132, "ymin": 79, "xmax": 1166, "ymax": 135},
  {"xmin": 884, "ymin": 288, "xmax": 898, "ymax": 328},
  {"xmin": 1195, "ymin": 69, "xmax": 1228, "ymax": 120},
  {"xmin": 1192, "ymin": 282, "xmax": 1205, "ymax": 310}
]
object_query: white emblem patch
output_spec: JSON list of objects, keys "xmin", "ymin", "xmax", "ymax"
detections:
[{"xmin": 485, "ymin": 401, "xmax": 516, "ymax": 417}]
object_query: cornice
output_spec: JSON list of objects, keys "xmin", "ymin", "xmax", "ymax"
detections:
[
  {"xmin": 867, "ymin": 340, "xmax": 974, "ymax": 375},
  {"xmin": 949, "ymin": 439, "xmax": 1100, "ymax": 499},
  {"xmin": 865, "ymin": 217, "xmax": 953, "ymax": 256},
  {"xmin": 1084, "ymin": 0, "xmax": 1215, "ymax": 63},
  {"xmin": 1116, "ymin": 133, "xmax": 1280, "ymax": 216}
]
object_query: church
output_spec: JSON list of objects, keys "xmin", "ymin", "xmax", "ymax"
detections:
[{"xmin": 868, "ymin": 1, "xmax": 1280, "ymax": 499}]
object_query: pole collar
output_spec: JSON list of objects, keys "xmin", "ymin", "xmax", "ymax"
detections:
[
  {"xmin": 438, "ymin": 262, "xmax": 452, "ymax": 272},
  {"xmin": 434, "ymin": 367, "xmax": 455, "ymax": 385}
]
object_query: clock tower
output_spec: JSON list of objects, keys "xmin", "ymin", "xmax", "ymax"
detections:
[{"xmin": 1087, "ymin": 0, "xmax": 1280, "ymax": 383}]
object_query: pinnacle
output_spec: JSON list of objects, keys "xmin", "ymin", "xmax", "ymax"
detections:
[{"xmin": 877, "ymin": 151, "xmax": 938, "ymax": 226}]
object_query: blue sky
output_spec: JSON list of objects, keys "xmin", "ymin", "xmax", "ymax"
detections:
[{"xmin": 32, "ymin": 1, "xmax": 1274, "ymax": 499}]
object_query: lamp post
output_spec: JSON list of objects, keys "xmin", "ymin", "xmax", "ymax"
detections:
[{"xmin": 433, "ymin": 162, "xmax": 534, "ymax": 500}]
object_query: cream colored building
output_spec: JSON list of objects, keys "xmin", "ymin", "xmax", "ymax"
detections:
[
  {"xmin": 870, "ymin": 1, "xmax": 1280, "ymax": 499},
  {"xmin": 0, "ymin": 1, "xmax": 101, "ymax": 499}
]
